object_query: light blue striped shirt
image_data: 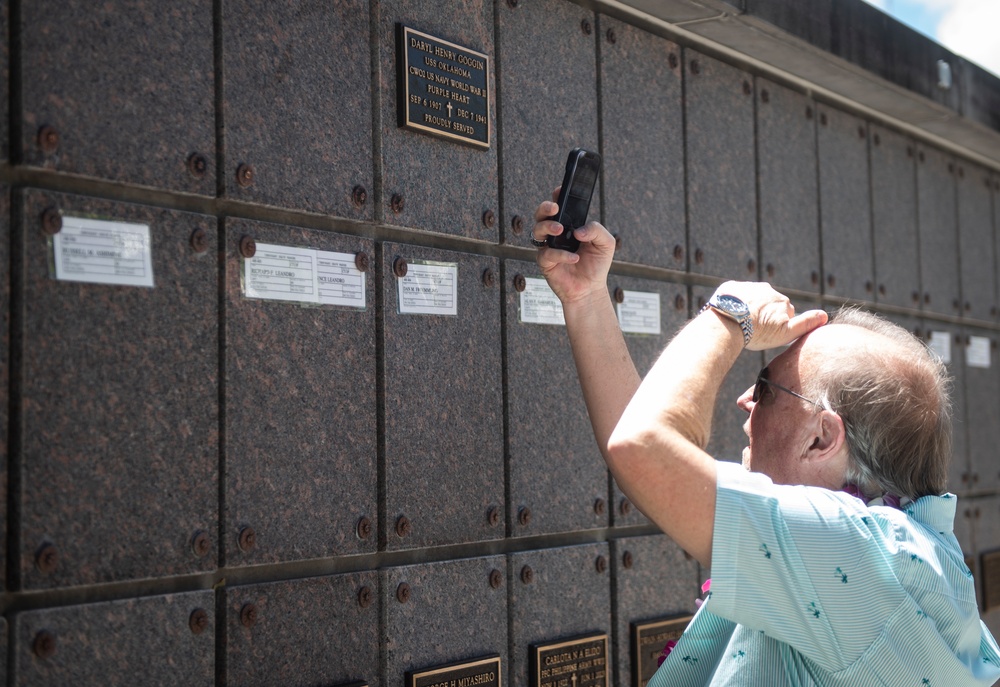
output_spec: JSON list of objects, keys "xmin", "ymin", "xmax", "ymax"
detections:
[{"xmin": 649, "ymin": 462, "xmax": 1000, "ymax": 686}]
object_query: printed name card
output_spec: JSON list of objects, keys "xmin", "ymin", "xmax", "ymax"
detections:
[
  {"xmin": 52, "ymin": 216, "xmax": 155, "ymax": 288},
  {"xmin": 966, "ymin": 336, "xmax": 991, "ymax": 369},
  {"xmin": 617, "ymin": 291, "xmax": 661, "ymax": 335},
  {"xmin": 519, "ymin": 277, "xmax": 565, "ymax": 326},
  {"xmin": 928, "ymin": 331, "xmax": 951, "ymax": 364},
  {"xmin": 243, "ymin": 242, "xmax": 366, "ymax": 309},
  {"xmin": 397, "ymin": 260, "xmax": 459, "ymax": 315}
]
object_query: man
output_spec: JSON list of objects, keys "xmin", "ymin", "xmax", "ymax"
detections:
[{"xmin": 531, "ymin": 192, "xmax": 1000, "ymax": 686}]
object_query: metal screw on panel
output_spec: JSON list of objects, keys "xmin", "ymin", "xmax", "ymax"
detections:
[
  {"xmin": 239, "ymin": 235, "xmax": 256, "ymax": 259},
  {"xmin": 187, "ymin": 153, "xmax": 208, "ymax": 179},
  {"xmin": 948, "ymin": 163, "xmax": 955, "ymax": 174},
  {"xmin": 518, "ymin": 506, "xmax": 532, "ymax": 527},
  {"xmin": 668, "ymin": 53, "xmax": 678, "ymax": 69},
  {"xmin": 694, "ymin": 248, "xmax": 704, "ymax": 265},
  {"xmin": 690, "ymin": 60, "xmax": 700, "ymax": 75},
  {"xmin": 673, "ymin": 245, "xmax": 683, "ymax": 261},
  {"xmin": 596, "ymin": 555, "xmax": 608, "ymax": 573},
  {"xmin": 594, "ymin": 498, "xmax": 606, "ymax": 515},
  {"xmin": 613, "ymin": 287, "xmax": 625, "ymax": 304},
  {"xmin": 766, "ymin": 264, "xmax": 775, "ymax": 278},
  {"xmin": 858, "ymin": 125, "xmax": 866, "ymax": 139},
  {"xmin": 878, "ymin": 284, "xmax": 886, "ymax": 296},
  {"xmin": 396, "ymin": 582, "xmax": 411, "ymax": 603},
  {"xmin": 760, "ymin": 89, "xmax": 770, "ymax": 103},
  {"xmin": 907, "ymin": 146, "xmax": 914, "ymax": 158},
  {"xmin": 191, "ymin": 530, "xmax": 211, "ymax": 558},
  {"xmin": 873, "ymin": 133, "xmax": 881, "ymax": 146},
  {"xmin": 865, "ymin": 281, "xmax": 873, "ymax": 293},
  {"xmin": 924, "ymin": 293, "xmax": 931, "ymax": 304},
  {"xmin": 190, "ymin": 228, "xmax": 209, "ymax": 254},
  {"xmin": 41, "ymin": 207, "xmax": 63, "ymax": 236},
  {"xmin": 33, "ymin": 631, "xmax": 56, "ymax": 659},
  {"xmin": 236, "ymin": 163, "xmax": 255, "ymax": 188},
  {"xmin": 820, "ymin": 113, "xmax": 828, "ymax": 126},
  {"xmin": 38, "ymin": 125, "xmax": 60, "ymax": 154},
  {"xmin": 358, "ymin": 585, "xmax": 373, "ymax": 608},
  {"xmin": 747, "ymin": 259, "xmax": 756, "ymax": 274},
  {"xmin": 742, "ymin": 80, "xmax": 752, "ymax": 96},
  {"xmin": 482, "ymin": 268, "xmax": 496, "ymax": 288},
  {"xmin": 354, "ymin": 252, "xmax": 370, "ymax": 273},
  {"xmin": 189, "ymin": 608, "xmax": 209, "ymax": 635},
  {"xmin": 391, "ymin": 194, "xmax": 405, "ymax": 214},
  {"xmin": 395, "ymin": 516, "xmax": 411, "ymax": 538},
  {"xmin": 507, "ymin": 0, "xmax": 518, "ymax": 6},
  {"xmin": 490, "ymin": 569, "xmax": 504, "ymax": 589},
  {"xmin": 520, "ymin": 565, "xmax": 534, "ymax": 584},
  {"xmin": 953, "ymin": 299, "xmax": 961, "ymax": 311},
  {"xmin": 992, "ymin": 306, "xmax": 999, "ymax": 318},
  {"xmin": 483, "ymin": 209, "xmax": 496, "ymax": 228},
  {"xmin": 356, "ymin": 516, "xmax": 372, "ymax": 540},
  {"xmin": 973, "ymin": 476, "xmax": 980, "ymax": 486},
  {"xmin": 805, "ymin": 106, "xmax": 813, "ymax": 119},
  {"xmin": 965, "ymin": 301, "xmax": 971, "ymax": 312},
  {"xmin": 393, "ymin": 257, "xmax": 408, "ymax": 278},
  {"xmin": 623, "ymin": 551, "xmax": 634, "ymax": 569},
  {"xmin": 513, "ymin": 274, "xmax": 526, "ymax": 293},
  {"xmin": 919, "ymin": 151, "xmax": 925, "ymax": 163},
  {"xmin": 674, "ymin": 294, "xmax": 685, "ymax": 311},
  {"xmin": 352, "ymin": 185, "xmax": 367, "ymax": 208},
  {"xmin": 512, "ymin": 215, "xmax": 524, "ymax": 235},
  {"xmin": 620, "ymin": 498, "xmax": 632, "ymax": 516},
  {"xmin": 606, "ymin": 28, "xmax": 616, "ymax": 44},
  {"xmin": 613, "ymin": 234, "xmax": 622, "ymax": 251},
  {"xmin": 912, "ymin": 291, "xmax": 920, "ymax": 303},
  {"xmin": 958, "ymin": 167, "xmax": 964, "ymax": 179},
  {"xmin": 240, "ymin": 603, "xmax": 258, "ymax": 628},
  {"xmin": 811, "ymin": 271, "xmax": 819, "ymax": 285},
  {"xmin": 581, "ymin": 19, "xmax": 592, "ymax": 35},
  {"xmin": 697, "ymin": 296, "xmax": 706, "ymax": 310},
  {"xmin": 487, "ymin": 506, "xmax": 501, "ymax": 527},
  {"xmin": 827, "ymin": 274, "xmax": 836, "ymax": 288},
  {"xmin": 36, "ymin": 543, "xmax": 58, "ymax": 575},
  {"xmin": 237, "ymin": 526, "xmax": 257, "ymax": 553}
]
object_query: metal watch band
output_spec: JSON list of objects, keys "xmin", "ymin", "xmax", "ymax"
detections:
[{"xmin": 699, "ymin": 299, "xmax": 754, "ymax": 347}]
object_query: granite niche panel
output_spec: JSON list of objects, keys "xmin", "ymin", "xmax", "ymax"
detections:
[
  {"xmin": 816, "ymin": 105, "xmax": 873, "ymax": 302},
  {"xmin": 870, "ymin": 125, "xmax": 919, "ymax": 310},
  {"xmin": 599, "ymin": 17, "xmax": 684, "ymax": 270},
  {"xmin": 13, "ymin": 591, "xmax": 214, "ymax": 687},
  {"xmin": 382, "ymin": 244, "xmax": 502, "ymax": 549},
  {"xmin": 1, "ymin": 0, "xmax": 7, "ymax": 162},
  {"xmin": 918, "ymin": 321, "xmax": 969, "ymax": 495},
  {"xmin": 916, "ymin": 145, "xmax": 960, "ymax": 317},
  {"xmin": 377, "ymin": 0, "xmax": 498, "ymax": 238},
  {"xmin": 685, "ymin": 50, "xmax": 757, "ymax": 281},
  {"xmin": 509, "ymin": 543, "xmax": 611, "ymax": 687},
  {"xmin": 227, "ymin": 572, "xmax": 379, "ymax": 687},
  {"xmin": 222, "ymin": 0, "xmax": 373, "ymax": 219},
  {"xmin": 224, "ymin": 220, "xmax": 377, "ymax": 565},
  {"xmin": 18, "ymin": 190, "xmax": 218, "ymax": 589},
  {"xmin": 505, "ymin": 259, "xmax": 606, "ymax": 536},
  {"xmin": 609, "ymin": 276, "xmax": 688, "ymax": 528},
  {"xmin": 383, "ymin": 556, "xmax": 507, "ymax": 687},
  {"xmin": 961, "ymin": 327, "xmax": 1000, "ymax": 493},
  {"xmin": 20, "ymin": 0, "xmax": 214, "ymax": 193},
  {"xmin": 498, "ymin": 0, "xmax": 599, "ymax": 246},
  {"xmin": 612, "ymin": 535, "xmax": 701, "ymax": 687},
  {"xmin": 969, "ymin": 497, "xmax": 1000, "ymax": 635},
  {"xmin": 756, "ymin": 78, "xmax": 820, "ymax": 294},
  {"xmin": 0, "ymin": 186, "xmax": 8, "ymax": 590},
  {"xmin": 956, "ymin": 161, "xmax": 996, "ymax": 322}
]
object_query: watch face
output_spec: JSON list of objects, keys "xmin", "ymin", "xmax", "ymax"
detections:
[{"xmin": 715, "ymin": 294, "xmax": 749, "ymax": 317}]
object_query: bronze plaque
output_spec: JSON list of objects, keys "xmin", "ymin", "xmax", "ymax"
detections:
[
  {"xmin": 631, "ymin": 616, "xmax": 691, "ymax": 687},
  {"xmin": 397, "ymin": 25, "xmax": 491, "ymax": 149},
  {"xmin": 407, "ymin": 655, "xmax": 501, "ymax": 687},
  {"xmin": 981, "ymin": 550, "xmax": 1000, "ymax": 612},
  {"xmin": 531, "ymin": 633, "xmax": 608, "ymax": 687}
]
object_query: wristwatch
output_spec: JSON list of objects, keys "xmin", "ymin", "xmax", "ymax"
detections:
[{"xmin": 701, "ymin": 293, "xmax": 753, "ymax": 347}]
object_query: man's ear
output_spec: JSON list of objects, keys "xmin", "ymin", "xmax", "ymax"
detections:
[{"xmin": 804, "ymin": 410, "xmax": 846, "ymax": 462}]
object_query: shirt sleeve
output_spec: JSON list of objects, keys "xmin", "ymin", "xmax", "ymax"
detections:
[{"xmin": 708, "ymin": 462, "xmax": 907, "ymax": 673}]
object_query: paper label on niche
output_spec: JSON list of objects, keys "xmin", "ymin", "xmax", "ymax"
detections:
[
  {"xmin": 243, "ymin": 243, "xmax": 365, "ymax": 308},
  {"xmin": 929, "ymin": 331, "xmax": 951, "ymax": 364},
  {"xmin": 617, "ymin": 290, "xmax": 661, "ymax": 335},
  {"xmin": 398, "ymin": 261, "xmax": 458, "ymax": 315},
  {"xmin": 519, "ymin": 277, "xmax": 565, "ymax": 326},
  {"xmin": 52, "ymin": 216, "xmax": 154, "ymax": 288},
  {"xmin": 967, "ymin": 336, "xmax": 991, "ymax": 368}
]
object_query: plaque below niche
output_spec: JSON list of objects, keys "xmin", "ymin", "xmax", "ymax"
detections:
[
  {"xmin": 407, "ymin": 655, "xmax": 500, "ymax": 687},
  {"xmin": 531, "ymin": 633, "xmax": 608, "ymax": 687},
  {"xmin": 981, "ymin": 549, "xmax": 1000, "ymax": 612},
  {"xmin": 631, "ymin": 616, "xmax": 692, "ymax": 687}
]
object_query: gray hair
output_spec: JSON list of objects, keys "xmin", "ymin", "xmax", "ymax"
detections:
[{"xmin": 807, "ymin": 307, "xmax": 952, "ymax": 500}]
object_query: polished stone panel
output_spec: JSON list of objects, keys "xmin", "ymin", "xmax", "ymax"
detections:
[
  {"xmin": 224, "ymin": 220, "xmax": 377, "ymax": 565},
  {"xmin": 227, "ymin": 572, "xmax": 379, "ymax": 687},
  {"xmin": 222, "ymin": 0, "xmax": 373, "ymax": 219},
  {"xmin": 918, "ymin": 321, "xmax": 969, "ymax": 495},
  {"xmin": 18, "ymin": 191, "xmax": 217, "ymax": 589},
  {"xmin": 383, "ymin": 244, "xmax": 503, "ymax": 549},
  {"xmin": 20, "ymin": 1, "xmax": 214, "ymax": 193},
  {"xmin": 916, "ymin": 145, "xmax": 960, "ymax": 317},
  {"xmin": 962, "ymin": 327, "xmax": 1000, "ymax": 493},
  {"xmin": 599, "ymin": 17, "xmax": 684, "ymax": 270},
  {"xmin": 757, "ymin": 78, "xmax": 820, "ymax": 294},
  {"xmin": 956, "ymin": 162, "xmax": 996, "ymax": 322},
  {"xmin": 817, "ymin": 105, "xmax": 873, "ymax": 302}
]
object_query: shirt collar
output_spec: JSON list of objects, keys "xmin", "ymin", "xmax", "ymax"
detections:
[{"xmin": 901, "ymin": 492, "xmax": 958, "ymax": 533}]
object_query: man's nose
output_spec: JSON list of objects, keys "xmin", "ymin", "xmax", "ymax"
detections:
[{"xmin": 737, "ymin": 385, "xmax": 754, "ymax": 413}]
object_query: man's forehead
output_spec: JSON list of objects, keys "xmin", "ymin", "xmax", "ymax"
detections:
[{"xmin": 770, "ymin": 323, "xmax": 877, "ymax": 373}]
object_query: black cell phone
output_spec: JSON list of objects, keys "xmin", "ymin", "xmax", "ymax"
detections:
[{"xmin": 547, "ymin": 148, "xmax": 601, "ymax": 252}]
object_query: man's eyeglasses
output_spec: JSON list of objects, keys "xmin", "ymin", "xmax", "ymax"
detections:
[{"xmin": 753, "ymin": 367, "xmax": 824, "ymax": 409}]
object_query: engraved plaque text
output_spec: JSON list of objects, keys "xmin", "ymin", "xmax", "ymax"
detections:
[
  {"xmin": 631, "ymin": 616, "xmax": 691, "ymax": 687},
  {"xmin": 531, "ymin": 633, "xmax": 608, "ymax": 687},
  {"xmin": 407, "ymin": 655, "xmax": 500, "ymax": 687}
]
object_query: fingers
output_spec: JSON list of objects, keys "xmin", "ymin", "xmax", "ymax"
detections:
[{"xmin": 785, "ymin": 309, "xmax": 828, "ymax": 339}]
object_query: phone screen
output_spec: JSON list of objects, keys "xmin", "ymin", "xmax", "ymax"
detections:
[{"xmin": 562, "ymin": 158, "xmax": 599, "ymax": 229}]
